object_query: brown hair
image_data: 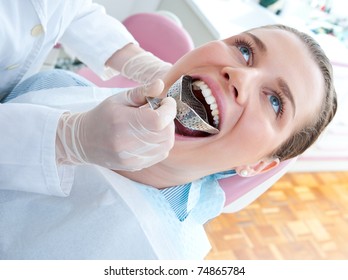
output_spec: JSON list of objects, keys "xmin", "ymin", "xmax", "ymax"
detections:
[{"xmin": 259, "ymin": 24, "xmax": 337, "ymax": 161}]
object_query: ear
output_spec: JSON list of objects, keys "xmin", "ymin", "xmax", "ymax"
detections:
[
  {"xmin": 252, "ymin": 158, "xmax": 280, "ymax": 174},
  {"xmin": 236, "ymin": 158, "xmax": 280, "ymax": 177}
]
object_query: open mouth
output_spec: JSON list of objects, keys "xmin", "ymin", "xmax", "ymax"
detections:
[
  {"xmin": 174, "ymin": 76, "xmax": 220, "ymax": 137},
  {"xmin": 191, "ymin": 79, "xmax": 220, "ymax": 128}
]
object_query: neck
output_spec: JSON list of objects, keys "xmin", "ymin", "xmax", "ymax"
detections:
[{"xmin": 116, "ymin": 163, "xmax": 203, "ymax": 189}]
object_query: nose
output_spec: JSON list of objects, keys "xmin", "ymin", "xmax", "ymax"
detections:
[{"xmin": 221, "ymin": 66, "xmax": 259, "ymax": 105}]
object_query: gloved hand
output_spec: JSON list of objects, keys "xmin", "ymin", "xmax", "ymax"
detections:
[
  {"xmin": 106, "ymin": 44, "xmax": 171, "ymax": 84},
  {"xmin": 121, "ymin": 51, "xmax": 172, "ymax": 84},
  {"xmin": 55, "ymin": 80, "xmax": 177, "ymax": 171}
]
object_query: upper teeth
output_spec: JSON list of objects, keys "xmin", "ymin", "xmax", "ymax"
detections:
[{"xmin": 192, "ymin": 80, "xmax": 220, "ymax": 127}]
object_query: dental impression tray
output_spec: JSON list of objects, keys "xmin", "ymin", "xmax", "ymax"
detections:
[{"xmin": 147, "ymin": 75, "xmax": 219, "ymax": 135}]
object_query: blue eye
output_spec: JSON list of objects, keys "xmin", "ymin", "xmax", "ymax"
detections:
[
  {"xmin": 238, "ymin": 45, "xmax": 251, "ymax": 62},
  {"xmin": 268, "ymin": 95, "xmax": 281, "ymax": 114},
  {"xmin": 235, "ymin": 38, "xmax": 255, "ymax": 64}
]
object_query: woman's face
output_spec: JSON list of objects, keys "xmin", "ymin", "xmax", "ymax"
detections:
[{"xmin": 160, "ymin": 28, "xmax": 324, "ymax": 176}]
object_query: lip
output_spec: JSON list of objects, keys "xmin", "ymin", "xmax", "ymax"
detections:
[{"xmin": 174, "ymin": 121, "xmax": 209, "ymax": 140}]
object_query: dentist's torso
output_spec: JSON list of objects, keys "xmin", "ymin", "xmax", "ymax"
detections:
[{"xmin": 0, "ymin": 0, "xmax": 87, "ymax": 100}]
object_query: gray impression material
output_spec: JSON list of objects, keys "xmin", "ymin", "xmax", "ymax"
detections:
[{"xmin": 146, "ymin": 75, "xmax": 219, "ymax": 135}]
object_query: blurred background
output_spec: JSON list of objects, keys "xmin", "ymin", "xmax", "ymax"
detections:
[{"xmin": 52, "ymin": 0, "xmax": 348, "ymax": 260}]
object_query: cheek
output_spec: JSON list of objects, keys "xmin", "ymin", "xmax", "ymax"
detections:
[
  {"xmin": 170, "ymin": 42, "xmax": 227, "ymax": 73},
  {"xmin": 222, "ymin": 119, "xmax": 279, "ymax": 163},
  {"xmin": 163, "ymin": 49, "xmax": 214, "ymax": 91},
  {"xmin": 175, "ymin": 50, "xmax": 212, "ymax": 70}
]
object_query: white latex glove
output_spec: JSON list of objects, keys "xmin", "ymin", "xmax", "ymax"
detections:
[
  {"xmin": 121, "ymin": 51, "xmax": 172, "ymax": 84},
  {"xmin": 56, "ymin": 80, "xmax": 176, "ymax": 171}
]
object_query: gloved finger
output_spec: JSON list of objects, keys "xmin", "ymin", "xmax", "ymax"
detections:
[
  {"xmin": 118, "ymin": 142, "xmax": 171, "ymax": 160},
  {"xmin": 117, "ymin": 149, "xmax": 171, "ymax": 171},
  {"xmin": 135, "ymin": 96, "xmax": 177, "ymax": 131},
  {"xmin": 124, "ymin": 79, "xmax": 165, "ymax": 106},
  {"xmin": 131, "ymin": 121, "xmax": 175, "ymax": 147},
  {"xmin": 156, "ymin": 96, "xmax": 177, "ymax": 124}
]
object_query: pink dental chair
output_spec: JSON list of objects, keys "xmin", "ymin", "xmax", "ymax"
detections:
[
  {"xmin": 77, "ymin": 12, "xmax": 296, "ymax": 212},
  {"xmin": 220, "ymin": 158, "xmax": 296, "ymax": 212}
]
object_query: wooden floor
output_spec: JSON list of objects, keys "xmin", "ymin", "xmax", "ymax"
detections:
[{"xmin": 205, "ymin": 171, "xmax": 348, "ymax": 260}]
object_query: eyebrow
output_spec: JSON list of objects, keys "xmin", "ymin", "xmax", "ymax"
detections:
[
  {"xmin": 278, "ymin": 77, "xmax": 296, "ymax": 118},
  {"xmin": 244, "ymin": 32, "xmax": 267, "ymax": 52},
  {"xmin": 244, "ymin": 32, "xmax": 296, "ymax": 117}
]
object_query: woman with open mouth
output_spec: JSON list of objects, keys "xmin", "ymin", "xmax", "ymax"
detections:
[
  {"xmin": 119, "ymin": 24, "xmax": 337, "ymax": 189},
  {"xmin": 0, "ymin": 24, "xmax": 337, "ymax": 259}
]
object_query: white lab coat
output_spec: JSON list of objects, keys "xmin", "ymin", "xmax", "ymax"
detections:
[
  {"xmin": 0, "ymin": 165, "xmax": 214, "ymax": 260},
  {"xmin": 0, "ymin": 89, "xmax": 222, "ymax": 259},
  {"xmin": 0, "ymin": 0, "xmax": 136, "ymax": 196}
]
